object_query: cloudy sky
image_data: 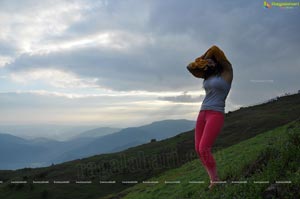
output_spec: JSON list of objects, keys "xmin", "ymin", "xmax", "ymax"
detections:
[{"xmin": 0, "ymin": 0, "xmax": 299, "ymax": 128}]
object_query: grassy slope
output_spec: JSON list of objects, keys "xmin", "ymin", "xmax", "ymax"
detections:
[
  {"xmin": 102, "ymin": 118, "xmax": 300, "ymax": 199},
  {"xmin": 0, "ymin": 93, "xmax": 299, "ymax": 199}
]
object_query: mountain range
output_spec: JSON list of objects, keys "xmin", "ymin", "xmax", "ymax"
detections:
[{"xmin": 0, "ymin": 120, "xmax": 195, "ymax": 169}]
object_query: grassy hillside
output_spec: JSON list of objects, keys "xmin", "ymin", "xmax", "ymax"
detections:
[
  {"xmin": 0, "ymin": 93, "xmax": 299, "ymax": 199},
  {"xmin": 103, "ymin": 118, "xmax": 300, "ymax": 199}
]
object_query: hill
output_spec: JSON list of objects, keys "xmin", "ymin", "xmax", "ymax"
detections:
[
  {"xmin": 103, "ymin": 118, "xmax": 300, "ymax": 199},
  {"xmin": 0, "ymin": 93, "xmax": 299, "ymax": 198}
]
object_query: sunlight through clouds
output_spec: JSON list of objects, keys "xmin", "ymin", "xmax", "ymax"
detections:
[
  {"xmin": 27, "ymin": 30, "xmax": 153, "ymax": 55},
  {"xmin": 0, "ymin": 0, "xmax": 102, "ymax": 66},
  {"xmin": 0, "ymin": 0, "xmax": 299, "ymax": 126},
  {"xmin": 0, "ymin": 56, "xmax": 13, "ymax": 67},
  {"xmin": 10, "ymin": 69, "xmax": 100, "ymax": 89},
  {"xmin": 0, "ymin": 90, "xmax": 201, "ymax": 126},
  {"xmin": 6, "ymin": 89, "xmax": 205, "ymax": 100}
]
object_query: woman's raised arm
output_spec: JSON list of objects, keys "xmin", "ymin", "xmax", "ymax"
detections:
[
  {"xmin": 198, "ymin": 45, "xmax": 233, "ymax": 83},
  {"xmin": 201, "ymin": 45, "xmax": 232, "ymax": 72}
]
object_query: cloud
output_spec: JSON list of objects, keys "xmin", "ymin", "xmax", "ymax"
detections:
[
  {"xmin": 0, "ymin": 0, "xmax": 94, "ymax": 68},
  {"xmin": 4, "ymin": 0, "xmax": 299, "ymax": 94},
  {"xmin": 0, "ymin": 56, "xmax": 13, "ymax": 68},
  {"xmin": 158, "ymin": 92, "xmax": 204, "ymax": 103},
  {"xmin": 10, "ymin": 69, "xmax": 100, "ymax": 89},
  {"xmin": 1, "ymin": 89, "xmax": 204, "ymax": 100},
  {"xmin": 0, "ymin": 0, "xmax": 300, "ymax": 126},
  {"xmin": 0, "ymin": 91, "xmax": 199, "ymax": 126},
  {"xmin": 5, "ymin": 39, "xmax": 199, "ymax": 92}
]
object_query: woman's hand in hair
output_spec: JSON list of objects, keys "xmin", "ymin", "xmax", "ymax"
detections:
[{"xmin": 206, "ymin": 59, "xmax": 216, "ymax": 69}]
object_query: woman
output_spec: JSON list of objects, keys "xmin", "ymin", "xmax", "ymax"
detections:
[{"xmin": 187, "ymin": 45, "xmax": 233, "ymax": 190}]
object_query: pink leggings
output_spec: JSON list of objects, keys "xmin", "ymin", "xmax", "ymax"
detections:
[{"xmin": 195, "ymin": 110, "xmax": 224, "ymax": 181}]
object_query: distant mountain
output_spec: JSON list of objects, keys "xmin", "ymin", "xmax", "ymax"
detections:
[
  {"xmin": 0, "ymin": 133, "xmax": 49, "ymax": 169},
  {"xmin": 0, "ymin": 134, "xmax": 102, "ymax": 169},
  {"xmin": 0, "ymin": 120, "xmax": 195, "ymax": 169},
  {"xmin": 0, "ymin": 133, "xmax": 30, "ymax": 145},
  {"xmin": 72, "ymin": 127, "xmax": 121, "ymax": 139},
  {"xmin": 0, "ymin": 125, "xmax": 99, "ymax": 141},
  {"xmin": 51, "ymin": 119, "xmax": 196, "ymax": 163}
]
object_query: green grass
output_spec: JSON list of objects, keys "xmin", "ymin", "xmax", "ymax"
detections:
[{"xmin": 102, "ymin": 118, "xmax": 300, "ymax": 199}]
